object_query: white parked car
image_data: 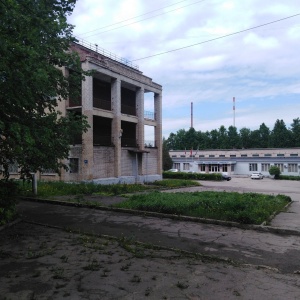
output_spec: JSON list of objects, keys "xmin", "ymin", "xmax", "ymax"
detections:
[
  {"xmin": 250, "ymin": 172, "xmax": 264, "ymax": 179},
  {"xmin": 167, "ymin": 168, "xmax": 179, "ymax": 172}
]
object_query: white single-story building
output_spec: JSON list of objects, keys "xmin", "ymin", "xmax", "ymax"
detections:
[{"xmin": 169, "ymin": 148, "xmax": 300, "ymax": 177}]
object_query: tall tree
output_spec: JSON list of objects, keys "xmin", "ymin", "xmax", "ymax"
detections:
[
  {"xmin": 258, "ymin": 123, "xmax": 270, "ymax": 148},
  {"xmin": 239, "ymin": 127, "xmax": 251, "ymax": 148},
  {"xmin": 249, "ymin": 130, "xmax": 261, "ymax": 148},
  {"xmin": 0, "ymin": 0, "xmax": 89, "ymax": 179},
  {"xmin": 209, "ymin": 129, "xmax": 220, "ymax": 149},
  {"xmin": 218, "ymin": 125, "xmax": 228, "ymax": 149},
  {"xmin": 270, "ymin": 119, "xmax": 292, "ymax": 148},
  {"xmin": 162, "ymin": 138, "xmax": 173, "ymax": 170},
  {"xmin": 227, "ymin": 126, "xmax": 240, "ymax": 149},
  {"xmin": 290, "ymin": 118, "xmax": 300, "ymax": 147}
]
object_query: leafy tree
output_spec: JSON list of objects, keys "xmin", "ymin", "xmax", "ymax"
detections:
[
  {"xmin": 0, "ymin": 0, "xmax": 89, "ymax": 180},
  {"xmin": 185, "ymin": 127, "xmax": 198, "ymax": 151},
  {"xmin": 227, "ymin": 126, "xmax": 240, "ymax": 149},
  {"xmin": 269, "ymin": 165, "xmax": 281, "ymax": 179},
  {"xmin": 209, "ymin": 129, "xmax": 220, "ymax": 149},
  {"xmin": 162, "ymin": 138, "xmax": 173, "ymax": 171},
  {"xmin": 218, "ymin": 125, "xmax": 228, "ymax": 149},
  {"xmin": 290, "ymin": 118, "xmax": 300, "ymax": 147},
  {"xmin": 270, "ymin": 120, "xmax": 292, "ymax": 148},
  {"xmin": 240, "ymin": 127, "xmax": 251, "ymax": 148},
  {"xmin": 258, "ymin": 123, "xmax": 270, "ymax": 148},
  {"xmin": 249, "ymin": 129, "xmax": 261, "ymax": 148},
  {"xmin": 165, "ymin": 117, "xmax": 299, "ymax": 150}
]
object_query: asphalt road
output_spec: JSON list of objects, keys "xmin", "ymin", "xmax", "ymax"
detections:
[{"xmin": 17, "ymin": 178, "xmax": 300, "ymax": 274}]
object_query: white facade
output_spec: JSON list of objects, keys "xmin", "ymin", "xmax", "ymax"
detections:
[{"xmin": 170, "ymin": 148, "xmax": 300, "ymax": 177}]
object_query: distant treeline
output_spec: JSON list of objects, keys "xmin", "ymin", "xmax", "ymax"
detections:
[{"xmin": 165, "ymin": 118, "xmax": 300, "ymax": 150}]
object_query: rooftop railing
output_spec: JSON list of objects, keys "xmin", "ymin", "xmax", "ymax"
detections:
[{"xmin": 75, "ymin": 39, "xmax": 139, "ymax": 70}]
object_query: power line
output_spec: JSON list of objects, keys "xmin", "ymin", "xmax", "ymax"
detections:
[
  {"xmin": 130, "ymin": 13, "xmax": 300, "ymax": 62},
  {"xmin": 79, "ymin": 0, "xmax": 208, "ymax": 39},
  {"xmin": 76, "ymin": 0, "xmax": 191, "ymax": 36}
]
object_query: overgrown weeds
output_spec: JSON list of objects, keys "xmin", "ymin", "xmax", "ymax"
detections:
[
  {"xmin": 18, "ymin": 179, "xmax": 200, "ymax": 198},
  {"xmin": 0, "ymin": 180, "xmax": 19, "ymax": 225},
  {"xmin": 114, "ymin": 191, "xmax": 291, "ymax": 225}
]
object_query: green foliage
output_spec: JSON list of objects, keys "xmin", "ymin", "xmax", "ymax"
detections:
[
  {"xmin": 19, "ymin": 179, "xmax": 201, "ymax": 198},
  {"xmin": 163, "ymin": 171, "xmax": 222, "ymax": 181},
  {"xmin": 151, "ymin": 179, "xmax": 200, "ymax": 188},
  {"xmin": 0, "ymin": 0, "xmax": 89, "ymax": 180},
  {"xmin": 269, "ymin": 166, "xmax": 281, "ymax": 179},
  {"xmin": 166, "ymin": 118, "xmax": 300, "ymax": 150},
  {"xmin": 162, "ymin": 138, "xmax": 173, "ymax": 171},
  {"xmin": 19, "ymin": 181, "xmax": 156, "ymax": 197},
  {"xmin": 114, "ymin": 192, "xmax": 291, "ymax": 225},
  {"xmin": 277, "ymin": 175, "xmax": 300, "ymax": 181},
  {"xmin": 0, "ymin": 180, "xmax": 19, "ymax": 224}
]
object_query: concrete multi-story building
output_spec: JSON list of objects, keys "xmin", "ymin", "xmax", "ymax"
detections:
[
  {"xmin": 4, "ymin": 42, "xmax": 163, "ymax": 183},
  {"xmin": 170, "ymin": 148, "xmax": 300, "ymax": 177},
  {"xmin": 58, "ymin": 42, "xmax": 163, "ymax": 184}
]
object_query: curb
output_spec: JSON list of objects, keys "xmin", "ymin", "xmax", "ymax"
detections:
[
  {"xmin": 0, "ymin": 218, "xmax": 22, "ymax": 232},
  {"xmin": 19, "ymin": 197, "xmax": 300, "ymax": 237}
]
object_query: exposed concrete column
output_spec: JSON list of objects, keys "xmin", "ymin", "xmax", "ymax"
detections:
[
  {"xmin": 227, "ymin": 164, "xmax": 231, "ymax": 175},
  {"xmin": 205, "ymin": 165, "xmax": 209, "ymax": 173},
  {"xmin": 81, "ymin": 61, "xmax": 94, "ymax": 180},
  {"xmin": 154, "ymin": 92, "xmax": 162, "ymax": 174},
  {"xmin": 111, "ymin": 78, "xmax": 121, "ymax": 178},
  {"xmin": 136, "ymin": 87, "xmax": 145, "ymax": 151},
  {"xmin": 136, "ymin": 87, "xmax": 145, "ymax": 178}
]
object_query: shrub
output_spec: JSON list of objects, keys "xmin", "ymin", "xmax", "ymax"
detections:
[
  {"xmin": 277, "ymin": 175, "xmax": 300, "ymax": 181},
  {"xmin": 0, "ymin": 180, "xmax": 19, "ymax": 225},
  {"xmin": 269, "ymin": 166, "xmax": 281, "ymax": 179},
  {"xmin": 163, "ymin": 171, "xmax": 222, "ymax": 181}
]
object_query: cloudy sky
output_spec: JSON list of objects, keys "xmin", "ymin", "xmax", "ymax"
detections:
[{"xmin": 69, "ymin": 0, "xmax": 300, "ymax": 139}]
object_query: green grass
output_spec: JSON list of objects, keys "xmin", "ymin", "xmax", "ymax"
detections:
[
  {"xmin": 150, "ymin": 179, "xmax": 200, "ymax": 188},
  {"xmin": 114, "ymin": 191, "xmax": 291, "ymax": 225},
  {"xmin": 18, "ymin": 179, "xmax": 200, "ymax": 198}
]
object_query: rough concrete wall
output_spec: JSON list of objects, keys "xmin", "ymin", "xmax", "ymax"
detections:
[
  {"xmin": 144, "ymin": 149, "xmax": 158, "ymax": 174},
  {"xmin": 93, "ymin": 147, "xmax": 115, "ymax": 178},
  {"xmin": 64, "ymin": 146, "xmax": 83, "ymax": 182},
  {"xmin": 121, "ymin": 149, "xmax": 134, "ymax": 176}
]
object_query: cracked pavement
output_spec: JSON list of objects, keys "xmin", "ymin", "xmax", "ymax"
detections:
[{"xmin": 2, "ymin": 177, "xmax": 300, "ymax": 299}]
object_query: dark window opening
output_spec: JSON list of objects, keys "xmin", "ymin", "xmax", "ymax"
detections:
[
  {"xmin": 121, "ymin": 87, "xmax": 136, "ymax": 116},
  {"xmin": 121, "ymin": 121, "xmax": 137, "ymax": 147},
  {"xmin": 69, "ymin": 111, "xmax": 82, "ymax": 145},
  {"xmin": 93, "ymin": 116, "xmax": 112, "ymax": 146},
  {"xmin": 93, "ymin": 78, "xmax": 111, "ymax": 110},
  {"xmin": 69, "ymin": 158, "xmax": 79, "ymax": 173}
]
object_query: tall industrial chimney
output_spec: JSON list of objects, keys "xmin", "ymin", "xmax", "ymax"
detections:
[
  {"xmin": 191, "ymin": 102, "xmax": 193, "ymax": 128},
  {"xmin": 233, "ymin": 97, "xmax": 235, "ymax": 128}
]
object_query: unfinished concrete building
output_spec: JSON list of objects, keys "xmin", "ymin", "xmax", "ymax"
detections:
[{"xmin": 55, "ymin": 41, "xmax": 162, "ymax": 184}]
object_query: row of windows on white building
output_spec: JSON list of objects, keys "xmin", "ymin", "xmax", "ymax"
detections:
[{"xmin": 173, "ymin": 163, "xmax": 299, "ymax": 173}]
